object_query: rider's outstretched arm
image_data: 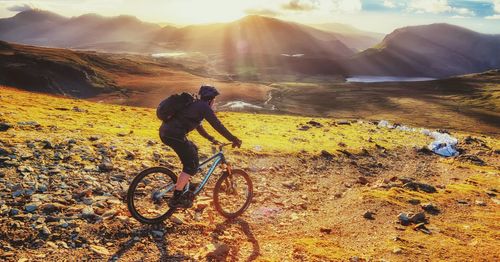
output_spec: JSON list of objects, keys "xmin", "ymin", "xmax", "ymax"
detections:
[
  {"xmin": 196, "ymin": 125, "xmax": 216, "ymax": 142},
  {"xmin": 203, "ymin": 107, "xmax": 237, "ymax": 142}
]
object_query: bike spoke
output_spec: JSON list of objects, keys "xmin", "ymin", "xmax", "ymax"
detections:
[
  {"xmin": 215, "ymin": 171, "xmax": 252, "ymax": 217},
  {"xmin": 132, "ymin": 172, "xmax": 175, "ymax": 220}
]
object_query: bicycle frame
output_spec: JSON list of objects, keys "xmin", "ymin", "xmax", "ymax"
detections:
[
  {"xmin": 155, "ymin": 144, "xmax": 231, "ymax": 200},
  {"xmin": 189, "ymin": 149, "xmax": 226, "ymax": 195}
]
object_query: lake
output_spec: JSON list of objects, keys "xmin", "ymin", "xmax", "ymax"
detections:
[
  {"xmin": 151, "ymin": 52, "xmax": 186, "ymax": 58},
  {"xmin": 347, "ymin": 76, "xmax": 436, "ymax": 83}
]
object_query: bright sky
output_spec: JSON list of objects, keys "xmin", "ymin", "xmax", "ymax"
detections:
[{"xmin": 0, "ymin": 0, "xmax": 499, "ymax": 33}]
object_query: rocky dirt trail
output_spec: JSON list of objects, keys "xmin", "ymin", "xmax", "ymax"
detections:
[{"xmin": 1, "ymin": 87, "xmax": 499, "ymax": 261}]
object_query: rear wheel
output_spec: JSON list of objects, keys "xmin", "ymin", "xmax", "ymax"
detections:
[
  {"xmin": 213, "ymin": 169, "xmax": 253, "ymax": 219},
  {"xmin": 127, "ymin": 167, "xmax": 177, "ymax": 224}
]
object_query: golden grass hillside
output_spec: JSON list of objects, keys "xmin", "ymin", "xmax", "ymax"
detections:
[{"xmin": 3, "ymin": 86, "xmax": 498, "ymax": 155}]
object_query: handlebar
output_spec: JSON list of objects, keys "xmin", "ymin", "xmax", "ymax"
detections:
[
  {"xmin": 211, "ymin": 142, "xmax": 232, "ymax": 153},
  {"xmin": 218, "ymin": 142, "xmax": 233, "ymax": 151}
]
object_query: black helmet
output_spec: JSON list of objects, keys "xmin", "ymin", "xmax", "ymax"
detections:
[{"xmin": 199, "ymin": 85, "xmax": 219, "ymax": 98}]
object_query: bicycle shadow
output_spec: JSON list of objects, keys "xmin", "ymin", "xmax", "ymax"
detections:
[
  {"xmin": 108, "ymin": 224, "xmax": 185, "ymax": 262},
  {"xmin": 209, "ymin": 218, "xmax": 260, "ymax": 261}
]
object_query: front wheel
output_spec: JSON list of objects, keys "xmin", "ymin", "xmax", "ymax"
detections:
[
  {"xmin": 127, "ymin": 167, "xmax": 177, "ymax": 224},
  {"xmin": 213, "ymin": 169, "xmax": 253, "ymax": 219}
]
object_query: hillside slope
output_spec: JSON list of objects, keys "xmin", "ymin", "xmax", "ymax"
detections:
[
  {"xmin": 0, "ymin": 41, "xmax": 270, "ymax": 102},
  {"xmin": 0, "ymin": 41, "xmax": 119, "ymax": 97},
  {"xmin": 346, "ymin": 24, "xmax": 500, "ymax": 77},
  {"xmin": 0, "ymin": 87, "xmax": 499, "ymax": 261}
]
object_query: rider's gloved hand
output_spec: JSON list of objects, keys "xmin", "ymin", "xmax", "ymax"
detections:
[{"xmin": 232, "ymin": 138, "xmax": 242, "ymax": 148}]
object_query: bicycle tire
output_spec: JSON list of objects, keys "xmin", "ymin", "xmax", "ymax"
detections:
[
  {"xmin": 127, "ymin": 167, "xmax": 177, "ymax": 224},
  {"xmin": 213, "ymin": 169, "xmax": 253, "ymax": 219}
]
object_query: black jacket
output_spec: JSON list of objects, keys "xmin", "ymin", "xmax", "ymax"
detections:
[{"xmin": 159, "ymin": 100, "xmax": 237, "ymax": 142}]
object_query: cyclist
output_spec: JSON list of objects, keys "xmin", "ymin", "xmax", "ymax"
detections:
[{"xmin": 160, "ymin": 85, "xmax": 242, "ymax": 208}]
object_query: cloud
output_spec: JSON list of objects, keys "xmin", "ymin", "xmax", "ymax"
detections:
[
  {"xmin": 281, "ymin": 0, "xmax": 316, "ymax": 11},
  {"xmin": 407, "ymin": 0, "xmax": 475, "ymax": 16},
  {"xmin": 383, "ymin": 0, "xmax": 397, "ymax": 8},
  {"xmin": 331, "ymin": 0, "xmax": 362, "ymax": 13},
  {"xmin": 494, "ymin": 0, "xmax": 500, "ymax": 13},
  {"xmin": 408, "ymin": 0, "xmax": 452, "ymax": 14},
  {"xmin": 6, "ymin": 3, "xmax": 35, "ymax": 12},
  {"xmin": 244, "ymin": 8, "xmax": 280, "ymax": 17},
  {"xmin": 485, "ymin": 14, "xmax": 500, "ymax": 19},
  {"xmin": 453, "ymin": 7, "xmax": 474, "ymax": 16}
]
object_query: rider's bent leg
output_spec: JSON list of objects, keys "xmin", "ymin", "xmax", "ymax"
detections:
[
  {"xmin": 166, "ymin": 139, "xmax": 199, "ymax": 208},
  {"xmin": 175, "ymin": 172, "xmax": 191, "ymax": 191}
]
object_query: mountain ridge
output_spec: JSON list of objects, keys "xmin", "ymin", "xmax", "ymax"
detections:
[{"xmin": 346, "ymin": 23, "xmax": 500, "ymax": 77}]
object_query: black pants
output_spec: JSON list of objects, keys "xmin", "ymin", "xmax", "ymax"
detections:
[{"xmin": 160, "ymin": 136, "xmax": 199, "ymax": 175}]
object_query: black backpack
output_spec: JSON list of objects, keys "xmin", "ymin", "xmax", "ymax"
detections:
[{"xmin": 156, "ymin": 92, "xmax": 195, "ymax": 121}]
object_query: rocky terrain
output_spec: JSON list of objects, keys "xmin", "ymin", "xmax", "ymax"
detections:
[{"xmin": 1, "ymin": 86, "xmax": 499, "ymax": 261}]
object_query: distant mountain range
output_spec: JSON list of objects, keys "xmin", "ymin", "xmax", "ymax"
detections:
[
  {"xmin": 0, "ymin": 9, "xmax": 499, "ymax": 78},
  {"xmin": 0, "ymin": 10, "xmax": 366, "ymax": 58},
  {"xmin": 346, "ymin": 23, "xmax": 500, "ymax": 77}
]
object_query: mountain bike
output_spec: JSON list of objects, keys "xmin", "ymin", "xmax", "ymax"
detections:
[{"xmin": 127, "ymin": 143, "xmax": 253, "ymax": 224}]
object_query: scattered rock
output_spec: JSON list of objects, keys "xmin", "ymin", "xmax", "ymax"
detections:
[
  {"xmin": 363, "ymin": 211, "xmax": 375, "ymax": 220},
  {"xmin": 0, "ymin": 122, "xmax": 12, "ymax": 131},
  {"xmin": 124, "ymin": 150, "xmax": 135, "ymax": 160},
  {"xmin": 297, "ymin": 125, "xmax": 311, "ymax": 131},
  {"xmin": 403, "ymin": 181, "xmax": 437, "ymax": 193},
  {"xmin": 337, "ymin": 149, "xmax": 353, "ymax": 157},
  {"xmin": 409, "ymin": 212, "xmax": 426, "ymax": 224},
  {"xmin": 320, "ymin": 150, "xmax": 333, "ymax": 159},
  {"xmin": 72, "ymin": 106, "xmax": 87, "ymax": 113},
  {"xmin": 475, "ymin": 200, "xmax": 486, "ymax": 206},
  {"xmin": 486, "ymin": 190, "xmax": 497, "ymax": 197},
  {"xmin": 151, "ymin": 230, "xmax": 164, "ymax": 238},
  {"xmin": 413, "ymin": 223, "xmax": 431, "ymax": 234},
  {"xmin": 17, "ymin": 121, "xmax": 40, "ymax": 127},
  {"xmin": 282, "ymin": 181, "xmax": 299, "ymax": 190},
  {"xmin": 336, "ymin": 120, "xmax": 351, "ymax": 125},
  {"xmin": 40, "ymin": 225, "xmax": 51, "ymax": 236},
  {"xmin": 457, "ymin": 154, "xmax": 485, "ymax": 166},
  {"xmin": 81, "ymin": 206, "xmax": 95, "ymax": 218},
  {"xmin": 17, "ymin": 165, "xmax": 34, "ymax": 173},
  {"xmin": 307, "ymin": 120, "xmax": 323, "ymax": 128},
  {"xmin": 98, "ymin": 159, "xmax": 114, "ymax": 172},
  {"xmin": 457, "ymin": 199, "xmax": 469, "ymax": 204},
  {"xmin": 392, "ymin": 247, "xmax": 402, "ymax": 254},
  {"xmin": 41, "ymin": 203, "xmax": 65, "ymax": 214},
  {"xmin": 41, "ymin": 140, "xmax": 53, "ymax": 149},
  {"xmin": 170, "ymin": 215, "xmax": 184, "ymax": 225},
  {"xmin": 421, "ymin": 203, "xmax": 440, "ymax": 215},
  {"xmin": 319, "ymin": 228, "xmax": 332, "ymax": 234},
  {"xmin": 90, "ymin": 245, "xmax": 110, "ymax": 256},
  {"xmin": 102, "ymin": 209, "xmax": 117, "ymax": 219},
  {"xmin": 24, "ymin": 203, "xmax": 38, "ymax": 213},
  {"xmin": 415, "ymin": 146, "xmax": 433, "ymax": 155},
  {"xmin": 88, "ymin": 135, "xmax": 100, "ymax": 141},
  {"xmin": 398, "ymin": 213, "xmax": 410, "ymax": 226},
  {"xmin": 357, "ymin": 176, "xmax": 369, "ymax": 185},
  {"xmin": 408, "ymin": 199, "xmax": 421, "ymax": 205}
]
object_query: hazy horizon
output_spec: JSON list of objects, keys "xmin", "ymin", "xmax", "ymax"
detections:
[{"xmin": 0, "ymin": 0, "xmax": 499, "ymax": 34}]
